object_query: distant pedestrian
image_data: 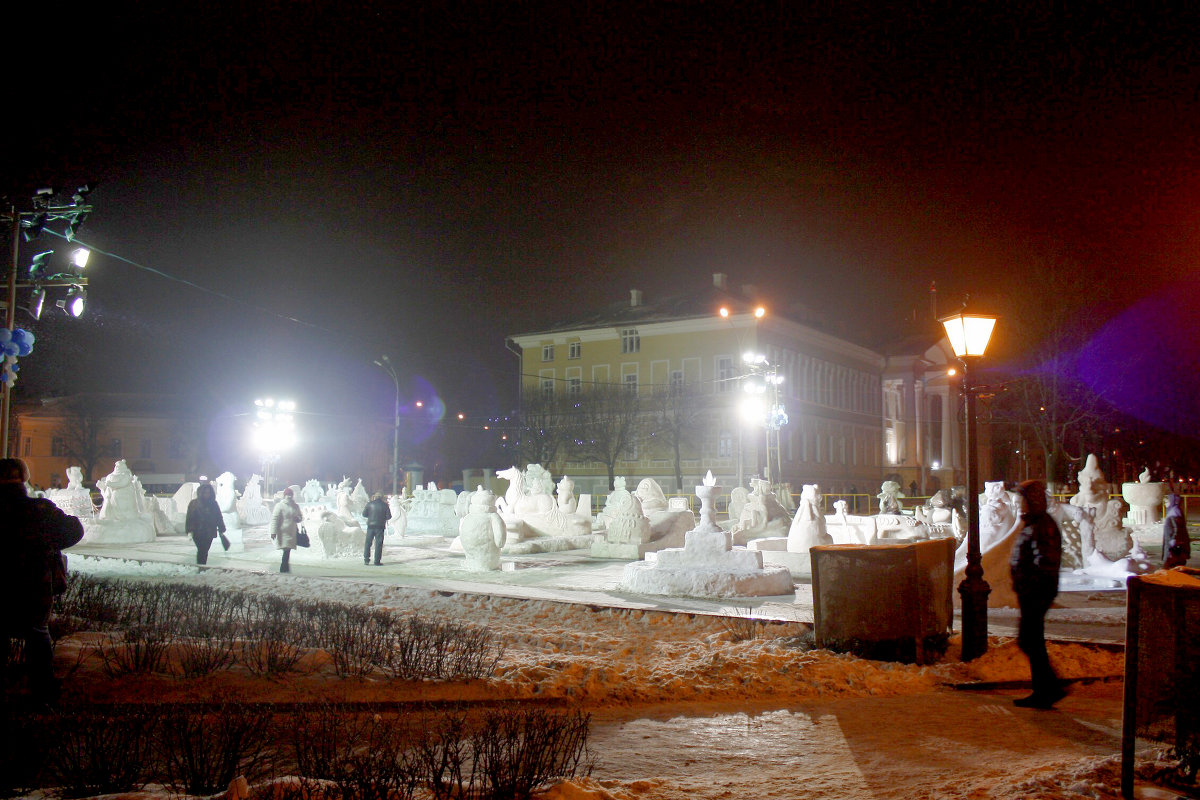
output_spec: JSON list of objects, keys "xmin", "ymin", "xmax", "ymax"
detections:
[
  {"xmin": 363, "ymin": 492, "xmax": 392, "ymax": 565},
  {"xmin": 1162, "ymin": 493, "xmax": 1190, "ymax": 569},
  {"xmin": 185, "ymin": 483, "xmax": 228, "ymax": 565},
  {"xmin": 270, "ymin": 488, "xmax": 302, "ymax": 573},
  {"xmin": 0, "ymin": 458, "xmax": 84, "ymax": 706},
  {"xmin": 1010, "ymin": 480, "xmax": 1065, "ymax": 709}
]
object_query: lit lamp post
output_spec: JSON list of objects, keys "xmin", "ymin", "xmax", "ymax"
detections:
[
  {"xmin": 252, "ymin": 398, "xmax": 296, "ymax": 498},
  {"xmin": 719, "ymin": 304, "xmax": 766, "ymax": 488},
  {"xmin": 373, "ymin": 355, "xmax": 401, "ymax": 497},
  {"xmin": 740, "ymin": 352, "xmax": 787, "ymax": 485},
  {"xmin": 940, "ymin": 310, "xmax": 998, "ymax": 662}
]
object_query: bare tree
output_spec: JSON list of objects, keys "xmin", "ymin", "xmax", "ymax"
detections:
[
  {"xmin": 566, "ymin": 383, "xmax": 643, "ymax": 489},
  {"xmin": 509, "ymin": 391, "xmax": 575, "ymax": 470},
  {"xmin": 57, "ymin": 396, "xmax": 113, "ymax": 482},
  {"xmin": 986, "ymin": 255, "xmax": 1118, "ymax": 483},
  {"xmin": 647, "ymin": 381, "xmax": 706, "ymax": 493}
]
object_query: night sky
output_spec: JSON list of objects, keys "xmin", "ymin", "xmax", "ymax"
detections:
[{"xmin": 5, "ymin": 3, "xmax": 1199, "ymax": 462}]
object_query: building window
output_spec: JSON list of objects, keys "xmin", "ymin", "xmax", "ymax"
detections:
[
  {"xmin": 540, "ymin": 379, "xmax": 554, "ymax": 400},
  {"xmin": 621, "ymin": 439, "xmax": 639, "ymax": 461},
  {"xmin": 110, "ymin": 438, "xmax": 122, "ymax": 458},
  {"xmin": 22, "ymin": 437, "xmax": 31, "ymax": 457},
  {"xmin": 568, "ymin": 341, "xmax": 581, "ymax": 359},
  {"xmin": 669, "ymin": 370, "xmax": 684, "ymax": 394},
  {"xmin": 542, "ymin": 345, "xmax": 555, "ymax": 362},
  {"xmin": 718, "ymin": 429, "xmax": 733, "ymax": 458},
  {"xmin": 140, "ymin": 438, "xmax": 152, "ymax": 459},
  {"xmin": 168, "ymin": 436, "xmax": 185, "ymax": 459},
  {"xmin": 51, "ymin": 437, "xmax": 67, "ymax": 457},
  {"xmin": 624, "ymin": 374, "xmax": 638, "ymax": 395},
  {"xmin": 717, "ymin": 357, "xmax": 735, "ymax": 392},
  {"xmin": 567, "ymin": 377, "xmax": 582, "ymax": 397},
  {"xmin": 621, "ymin": 328, "xmax": 640, "ymax": 354}
]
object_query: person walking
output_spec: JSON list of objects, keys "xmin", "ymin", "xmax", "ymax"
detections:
[
  {"xmin": 363, "ymin": 491, "xmax": 391, "ymax": 565},
  {"xmin": 185, "ymin": 483, "xmax": 227, "ymax": 565},
  {"xmin": 0, "ymin": 458, "xmax": 84, "ymax": 706},
  {"xmin": 270, "ymin": 487, "xmax": 302, "ymax": 573},
  {"xmin": 1010, "ymin": 479, "xmax": 1065, "ymax": 709},
  {"xmin": 1162, "ymin": 493, "xmax": 1190, "ymax": 569}
]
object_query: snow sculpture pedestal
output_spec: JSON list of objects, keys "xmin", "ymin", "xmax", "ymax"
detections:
[
  {"xmin": 622, "ymin": 473, "xmax": 794, "ymax": 599},
  {"xmin": 1122, "ymin": 479, "xmax": 1166, "ymax": 528}
]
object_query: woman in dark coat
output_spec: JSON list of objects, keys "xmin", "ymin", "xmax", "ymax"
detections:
[{"xmin": 185, "ymin": 483, "xmax": 227, "ymax": 565}]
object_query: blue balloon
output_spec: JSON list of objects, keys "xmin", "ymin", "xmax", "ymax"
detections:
[
  {"xmin": 10, "ymin": 329, "xmax": 27, "ymax": 346},
  {"xmin": 22, "ymin": 329, "xmax": 34, "ymax": 347},
  {"xmin": 2, "ymin": 343, "xmax": 19, "ymax": 358},
  {"xmin": 0, "ymin": 329, "xmax": 12, "ymax": 344},
  {"xmin": 16, "ymin": 342, "xmax": 31, "ymax": 357}
]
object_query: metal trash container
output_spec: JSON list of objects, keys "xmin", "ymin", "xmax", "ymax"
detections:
[{"xmin": 810, "ymin": 538, "xmax": 955, "ymax": 664}]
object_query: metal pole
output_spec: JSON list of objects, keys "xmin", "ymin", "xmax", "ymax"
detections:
[
  {"xmin": 3, "ymin": 207, "xmax": 20, "ymax": 456},
  {"xmin": 959, "ymin": 358, "xmax": 990, "ymax": 660},
  {"xmin": 391, "ymin": 381, "xmax": 400, "ymax": 497}
]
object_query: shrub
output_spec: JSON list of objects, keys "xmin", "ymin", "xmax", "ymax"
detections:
[
  {"xmin": 157, "ymin": 699, "xmax": 276, "ymax": 795},
  {"xmin": 97, "ymin": 624, "xmax": 173, "ymax": 676},
  {"xmin": 47, "ymin": 707, "xmax": 158, "ymax": 798}
]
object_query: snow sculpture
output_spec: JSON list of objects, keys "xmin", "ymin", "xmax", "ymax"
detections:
[
  {"xmin": 213, "ymin": 471, "xmax": 245, "ymax": 550},
  {"xmin": 787, "ymin": 484, "xmax": 832, "ymax": 555},
  {"xmin": 593, "ymin": 476, "xmax": 692, "ymax": 558},
  {"xmin": 85, "ymin": 460, "xmax": 156, "ymax": 544},
  {"xmin": 557, "ymin": 475, "xmax": 579, "ymax": 515},
  {"xmin": 635, "ymin": 478, "xmax": 668, "ymax": 514},
  {"xmin": 46, "ymin": 465, "xmax": 95, "ymax": 519},
  {"xmin": 300, "ymin": 479, "xmax": 325, "ymax": 505},
  {"xmin": 237, "ymin": 474, "xmax": 272, "ymax": 526},
  {"xmin": 350, "ymin": 479, "xmax": 370, "ymax": 515},
  {"xmin": 458, "ymin": 487, "xmax": 507, "ymax": 571},
  {"xmin": 1122, "ymin": 468, "xmax": 1166, "ymax": 528},
  {"xmin": 877, "ymin": 481, "xmax": 904, "ymax": 514},
  {"xmin": 914, "ymin": 490, "xmax": 963, "ymax": 541},
  {"xmin": 496, "ymin": 465, "xmax": 591, "ymax": 544},
  {"xmin": 387, "ymin": 490, "xmax": 409, "ymax": 537},
  {"xmin": 726, "ymin": 486, "xmax": 748, "ymax": 528},
  {"xmin": 730, "ymin": 478, "xmax": 791, "ymax": 545},
  {"xmin": 1071, "ymin": 454, "xmax": 1133, "ymax": 561},
  {"xmin": 623, "ymin": 471, "xmax": 794, "ymax": 598},
  {"xmin": 406, "ymin": 483, "xmax": 458, "ymax": 537},
  {"xmin": 316, "ymin": 509, "xmax": 365, "ymax": 558}
]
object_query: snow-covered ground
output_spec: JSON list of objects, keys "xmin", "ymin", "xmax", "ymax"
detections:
[{"xmin": 42, "ymin": 554, "xmax": 1185, "ymax": 799}]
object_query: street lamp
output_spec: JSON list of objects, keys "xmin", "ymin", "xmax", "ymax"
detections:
[
  {"xmin": 373, "ymin": 355, "xmax": 401, "ymax": 497},
  {"xmin": 718, "ymin": 305, "xmax": 769, "ymax": 488},
  {"xmin": 741, "ymin": 352, "xmax": 787, "ymax": 485},
  {"xmin": 940, "ymin": 310, "xmax": 998, "ymax": 662},
  {"xmin": 252, "ymin": 397, "xmax": 296, "ymax": 498}
]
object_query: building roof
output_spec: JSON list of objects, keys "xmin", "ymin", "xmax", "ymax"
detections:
[{"xmin": 16, "ymin": 393, "xmax": 199, "ymax": 419}]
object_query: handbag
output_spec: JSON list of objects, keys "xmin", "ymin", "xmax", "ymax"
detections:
[{"xmin": 296, "ymin": 526, "xmax": 311, "ymax": 548}]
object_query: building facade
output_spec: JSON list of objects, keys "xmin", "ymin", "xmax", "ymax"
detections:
[{"xmin": 506, "ymin": 273, "xmax": 967, "ymax": 502}]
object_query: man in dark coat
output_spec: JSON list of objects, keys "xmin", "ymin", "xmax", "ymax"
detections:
[
  {"xmin": 0, "ymin": 458, "xmax": 84, "ymax": 705},
  {"xmin": 1010, "ymin": 479, "xmax": 1065, "ymax": 709},
  {"xmin": 362, "ymin": 492, "xmax": 392, "ymax": 565}
]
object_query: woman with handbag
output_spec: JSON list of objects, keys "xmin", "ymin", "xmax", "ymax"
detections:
[
  {"xmin": 269, "ymin": 487, "xmax": 302, "ymax": 573},
  {"xmin": 185, "ymin": 483, "xmax": 228, "ymax": 565}
]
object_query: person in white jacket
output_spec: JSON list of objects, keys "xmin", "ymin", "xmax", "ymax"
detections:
[{"xmin": 269, "ymin": 488, "xmax": 302, "ymax": 573}]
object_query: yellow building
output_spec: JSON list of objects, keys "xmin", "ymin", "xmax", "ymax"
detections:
[{"xmin": 506, "ymin": 273, "xmax": 965, "ymax": 503}]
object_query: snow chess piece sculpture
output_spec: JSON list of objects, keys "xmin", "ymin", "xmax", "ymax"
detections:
[
  {"xmin": 730, "ymin": 478, "xmax": 791, "ymax": 545},
  {"xmin": 787, "ymin": 484, "xmax": 832, "ymax": 554},
  {"xmin": 877, "ymin": 481, "xmax": 904, "ymax": 514},
  {"xmin": 1071, "ymin": 454, "xmax": 1133, "ymax": 561},
  {"xmin": 86, "ymin": 460, "xmax": 155, "ymax": 544},
  {"xmin": 458, "ymin": 487, "xmax": 507, "ymax": 571},
  {"xmin": 556, "ymin": 475, "xmax": 579, "ymax": 515},
  {"xmin": 46, "ymin": 465, "xmax": 94, "ymax": 519},
  {"xmin": 1121, "ymin": 467, "xmax": 1167, "ymax": 528}
]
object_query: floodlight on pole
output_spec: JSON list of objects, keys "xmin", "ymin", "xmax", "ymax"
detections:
[
  {"xmin": 253, "ymin": 397, "xmax": 297, "ymax": 497},
  {"xmin": 373, "ymin": 355, "xmax": 402, "ymax": 497},
  {"xmin": 940, "ymin": 308, "xmax": 998, "ymax": 662},
  {"xmin": 70, "ymin": 248, "xmax": 89, "ymax": 270}
]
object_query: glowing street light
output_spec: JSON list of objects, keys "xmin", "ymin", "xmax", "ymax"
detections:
[
  {"xmin": 253, "ymin": 397, "xmax": 296, "ymax": 497},
  {"xmin": 940, "ymin": 308, "xmax": 998, "ymax": 662},
  {"xmin": 373, "ymin": 355, "xmax": 402, "ymax": 497}
]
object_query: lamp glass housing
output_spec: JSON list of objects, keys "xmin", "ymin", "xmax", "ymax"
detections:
[{"xmin": 941, "ymin": 313, "xmax": 996, "ymax": 358}]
